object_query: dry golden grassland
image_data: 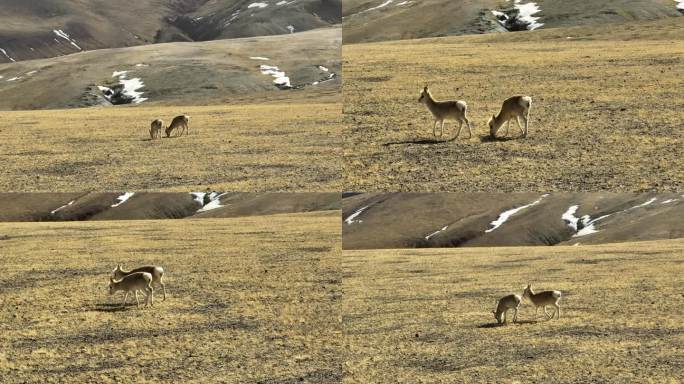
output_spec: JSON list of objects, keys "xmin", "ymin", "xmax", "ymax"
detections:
[
  {"xmin": 343, "ymin": 19, "xmax": 684, "ymax": 191},
  {"xmin": 0, "ymin": 211, "xmax": 341, "ymax": 383},
  {"xmin": 343, "ymin": 240, "xmax": 684, "ymax": 383},
  {"xmin": 0, "ymin": 103, "xmax": 341, "ymax": 191}
]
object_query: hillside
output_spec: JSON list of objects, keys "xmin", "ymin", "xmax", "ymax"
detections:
[
  {"xmin": 0, "ymin": 0, "xmax": 341, "ymax": 62},
  {"xmin": 342, "ymin": 193, "xmax": 684, "ymax": 249},
  {"xmin": 343, "ymin": 0, "xmax": 683, "ymax": 43},
  {"xmin": 0, "ymin": 192, "xmax": 340, "ymax": 222},
  {"xmin": 343, "ymin": 240, "xmax": 684, "ymax": 382},
  {"xmin": 343, "ymin": 18, "xmax": 684, "ymax": 192},
  {"xmin": 0, "ymin": 27, "xmax": 340, "ymax": 110}
]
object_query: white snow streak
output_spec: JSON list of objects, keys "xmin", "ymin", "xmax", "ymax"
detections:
[
  {"xmin": 111, "ymin": 192, "xmax": 135, "ymax": 208},
  {"xmin": 485, "ymin": 194, "xmax": 548, "ymax": 233}
]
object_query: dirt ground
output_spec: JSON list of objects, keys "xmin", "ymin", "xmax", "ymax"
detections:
[
  {"xmin": 343, "ymin": 19, "xmax": 684, "ymax": 192},
  {"xmin": 0, "ymin": 211, "xmax": 342, "ymax": 383},
  {"xmin": 342, "ymin": 239, "xmax": 684, "ymax": 383}
]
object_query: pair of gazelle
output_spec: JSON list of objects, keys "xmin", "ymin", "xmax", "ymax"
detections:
[
  {"xmin": 149, "ymin": 115, "xmax": 190, "ymax": 139},
  {"xmin": 493, "ymin": 284, "xmax": 562, "ymax": 325},
  {"xmin": 418, "ymin": 85, "xmax": 532, "ymax": 139},
  {"xmin": 108, "ymin": 264, "xmax": 167, "ymax": 308}
]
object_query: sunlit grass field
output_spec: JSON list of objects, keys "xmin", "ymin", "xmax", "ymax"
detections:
[
  {"xmin": 0, "ymin": 103, "xmax": 341, "ymax": 191},
  {"xmin": 0, "ymin": 211, "xmax": 342, "ymax": 383},
  {"xmin": 343, "ymin": 19, "xmax": 684, "ymax": 191},
  {"xmin": 343, "ymin": 240, "xmax": 684, "ymax": 383}
]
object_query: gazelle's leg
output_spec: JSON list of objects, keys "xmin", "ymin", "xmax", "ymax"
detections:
[
  {"xmin": 516, "ymin": 117, "xmax": 525, "ymax": 137},
  {"xmin": 440, "ymin": 120, "xmax": 445, "ymax": 137},
  {"xmin": 433, "ymin": 120, "xmax": 438, "ymax": 137},
  {"xmin": 122, "ymin": 292, "xmax": 129, "ymax": 307},
  {"xmin": 503, "ymin": 309, "xmax": 507, "ymax": 324},
  {"xmin": 161, "ymin": 279, "xmax": 167, "ymax": 301},
  {"xmin": 544, "ymin": 306, "xmax": 551, "ymax": 319},
  {"xmin": 465, "ymin": 116, "xmax": 472, "ymax": 138},
  {"xmin": 513, "ymin": 307, "xmax": 518, "ymax": 323},
  {"xmin": 535, "ymin": 306, "xmax": 539, "ymax": 317},
  {"xmin": 505, "ymin": 120, "xmax": 510, "ymax": 137},
  {"xmin": 555, "ymin": 303, "xmax": 560, "ymax": 319},
  {"xmin": 523, "ymin": 116, "xmax": 529, "ymax": 138},
  {"xmin": 135, "ymin": 291, "xmax": 140, "ymax": 307},
  {"xmin": 453, "ymin": 120, "xmax": 462, "ymax": 139}
]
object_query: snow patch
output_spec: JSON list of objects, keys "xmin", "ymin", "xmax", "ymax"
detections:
[
  {"xmin": 190, "ymin": 192, "xmax": 229, "ymax": 213},
  {"xmin": 53, "ymin": 29, "xmax": 82, "ymax": 51},
  {"xmin": 628, "ymin": 197, "xmax": 657, "ymax": 210},
  {"xmin": 250, "ymin": 56, "xmax": 270, "ymax": 61},
  {"xmin": 0, "ymin": 48, "xmax": 15, "ymax": 62},
  {"xmin": 51, "ymin": 200, "xmax": 75, "ymax": 215},
  {"xmin": 287, "ymin": 25, "xmax": 295, "ymax": 33},
  {"xmin": 111, "ymin": 192, "xmax": 135, "ymax": 208},
  {"xmin": 98, "ymin": 71, "xmax": 148, "ymax": 104},
  {"xmin": 492, "ymin": 0, "xmax": 544, "ymax": 31},
  {"xmin": 248, "ymin": 2, "xmax": 268, "ymax": 8},
  {"xmin": 425, "ymin": 226, "xmax": 448, "ymax": 240},
  {"xmin": 345, "ymin": 206, "xmax": 369, "ymax": 225},
  {"xmin": 260, "ymin": 64, "xmax": 291, "ymax": 89},
  {"xmin": 676, "ymin": 0, "xmax": 684, "ymax": 11},
  {"xmin": 485, "ymin": 194, "xmax": 548, "ymax": 233}
]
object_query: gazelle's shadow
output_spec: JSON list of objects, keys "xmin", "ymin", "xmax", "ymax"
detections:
[
  {"xmin": 91, "ymin": 302, "xmax": 138, "ymax": 312},
  {"xmin": 383, "ymin": 136, "xmax": 458, "ymax": 146},
  {"xmin": 477, "ymin": 319, "xmax": 541, "ymax": 328},
  {"xmin": 479, "ymin": 135, "xmax": 518, "ymax": 143}
]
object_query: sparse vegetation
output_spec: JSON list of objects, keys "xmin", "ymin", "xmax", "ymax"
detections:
[
  {"xmin": 0, "ymin": 211, "xmax": 342, "ymax": 383},
  {"xmin": 0, "ymin": 103, "xmax": 342, "ymax": 191},
  {"xmin": 343, "ymin": 240, "xmax": 684, "ymax": 383},
  {"xmin": 343, "ymin": 19, "xmax": 684, "ymax": 191}
]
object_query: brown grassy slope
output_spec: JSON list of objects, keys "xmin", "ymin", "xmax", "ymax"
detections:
[
  {"xmin": 343, "ymin": 240, "xmax": 684, "ymax": 383},
  {"xmin": 0, "ymin": 211, "xmax": 342, "ymax": 383},
  {"xmin": 342, "ymin": 192, "xmax": 684, "ymax": 249},
  {"xmin": 342, "ymin": 18, "xmax": 684, "ymax": 192},
  {"xmin": 0, "ymin": 27, "xmax": 341, "ymax": 110},
  {"xmin": 342, "ymin": 0, "xmax": 682, "ymax": 44},
  {"xmin": 0, "ymin": 103, "xmax": 342, "ymax": 191}
]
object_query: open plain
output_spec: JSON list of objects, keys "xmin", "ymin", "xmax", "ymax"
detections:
[
  {"xmin": 343, "ymin": 19, "xmax": 684, "ymax": 191},
  {"xmin": 0, "ymin": 211, "xmax": 342, "ymax": 383},
  {"xmin": 343, "ymin": 240, "xmax": 684, "ymax": 383}
]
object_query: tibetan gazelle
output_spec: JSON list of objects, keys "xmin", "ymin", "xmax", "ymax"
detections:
[
  {"xmin": 522, "ymin": 284, "xmax": 562, "ymax": 320},
  {"xmin": 493, "ymin": 293, "xmax": 522, "ymax": 324},
  {"xmin": 112, "ymin": 264, "xmax": 167, "ymax": 301},
  {"xmin": 109, "ymin": 272, "xmax": 154, "ymax": 308},
  {"xmin": 488, "ymin": 96, "xmax": 532, "ymax": 138},
  {"xmin": 418, "ymin": 85, "xmax": 472, "ymax": 139},
  {"xmin": 150, "ymin": 119, "xmax": 163, "ymax": 139},
  {"xmin": 165, "ymin": 115, "xmax": 190, "ymax": 137}
]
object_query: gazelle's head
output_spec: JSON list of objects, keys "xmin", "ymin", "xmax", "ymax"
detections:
[
  {"xmin": 523, "ymin": 284, "xmax": 532, "ymax": 299},
  {"xmin": 108, "ymin": 277, "xmax": 116, "ymax": 295},
  {"xmin": 488, "ymin": 115, "xmax": 497, "ymax": 137},
  {"xmin": 418, "ymin": 85, "xmax": 430, "ymax": 104}
]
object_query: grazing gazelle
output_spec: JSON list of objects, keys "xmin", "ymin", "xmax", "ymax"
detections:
[
  {"xmin": 522, "ymin": 284, "xmax": 562, "ymax": 320},
  {"xmin": 488, "ymin": 95, "xmax": 532, "ymax": 138},
  {"xmin": 492, "ymin": 293, "xmax": 522, "ymax": 324},
  {"xmin": 150, "ymin": 119, "xmax": 163, "ymax": 139},
  {"xmin": 418, "ymin": 85, "xmax": 472, "ymax": 139},
  {"xmin": 165, "ymin": 115, "xmax": 190, "ymax": 137},
  {"xmin": 109, "ymin": 272, "xmax": 154, "ymax": 308},
  {"xmin": 112, "ymin": 264, "xmax": 167, "ymax": 300}
]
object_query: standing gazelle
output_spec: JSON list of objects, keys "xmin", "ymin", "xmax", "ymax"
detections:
[
  {"xmin": 165, "ymin": 115, "xmax": 190, "ymax": 137},
  {"xmin": 418, "ymin": 85, "xmax": 472, "ymax": 139},
  {"xmin": 488, "ymin": 95, "xmax": 532, "ymax": 138},
  {"xmin": 109, "ymin": 272, "xmax": 154, "ymax": 308},
  {"xmin": 522, "ymin": 284, "xmax": 562, "ymax": 320},
  {"xmin": 150, "ymin": 119, "xmax": 163, "ymax": 139},
  {"xmin": 112, "ymin": 264, "xmax": 167, "ymax": 300},
  {"xmin": 492, "ymin": 293, "xmax": 522, "ymax": 324}
]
